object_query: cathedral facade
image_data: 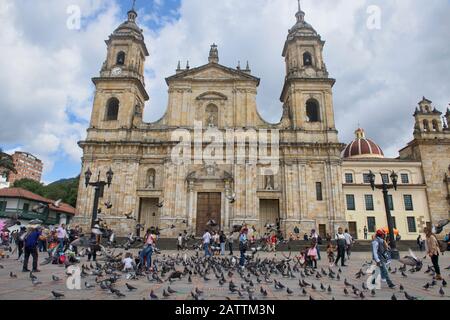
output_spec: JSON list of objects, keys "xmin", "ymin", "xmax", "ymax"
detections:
[{"xmin": 74, "ymin": 6, "xmax": 450, "ymax": 240}]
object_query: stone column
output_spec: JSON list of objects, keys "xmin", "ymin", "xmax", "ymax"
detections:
[{"xmin": 187, "ymin": 180, "xmax": 195, "ymax": 231}]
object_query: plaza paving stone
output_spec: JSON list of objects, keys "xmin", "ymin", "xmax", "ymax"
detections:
[{"xmin": 0, "ymin": 249, "xmax": 449, "ymax": 301}]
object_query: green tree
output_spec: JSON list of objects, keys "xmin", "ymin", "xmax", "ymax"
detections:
[
  {"xmin": 12, "ymin": 178, "xmax": 45, "ymax": 196},
  {"xmin": 0, "ymin": 148, "xmax": 16, "ymax": 179}
]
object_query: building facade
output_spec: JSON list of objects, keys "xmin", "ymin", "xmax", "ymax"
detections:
[
  {"xmin": 74, "ymin": 5, "xmax": 449, "ymax": 239},
  {"xmin": 8, "ymin": 152, "xmax": 43, "ymax": 184}
]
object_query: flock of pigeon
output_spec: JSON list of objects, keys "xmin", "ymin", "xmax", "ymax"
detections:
[{"xmin": 2, "ymin": 248, "xmax": 449, "ymax": 300}]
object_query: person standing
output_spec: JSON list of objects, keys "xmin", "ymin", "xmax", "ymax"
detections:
[
  {"xmin": 334, "ymin": 228, "xmax": 347, "ymax": 267},
  {"xmin": 177, "ymin": 234, "xmax": 183, "ymax": 251},
  {"xmin": 294, "ymin": 226, "xmax": 300, "ymax": 240},
  {"xmin": 310, "ymin": 229, "xmax": 321, "ymax": 260},
  {"xmin": 56, "ymin": 224, "xmax": 67, "ymax": 252},
  {"xmin": 202, "ymin": 229, "xmax": 212, "ymax": 257},
  {"xmin": 363, "ymin": 226, "xmax": 368, "ymax": 240},
  {"xmin": 140, "ymin": 229, "xmax": 155, "ymax": 271},
  {"xmin": 344, "ymin": 229, "xmax": 354, "ymax": 260},
  {"xmin": 239, "ymin": 228, "xmax": 248, "ymax": 268},
  {"xmin": 219, "ymin": 231, "xmax": 226, "ymax": 256},
  {"xmin": 372, "ymin": 229, "xmax": 396, "ymax": 289},
  {"xmin": 417, "ymin": 235, "xmax": 424, "ymax": 251},
  {"xmin": 228, "ymin": 232, "xmax": 235, "ymax": 256},
  {"xmin": 87, "ymin": 224, "xmax": 101, "ymax": 262},
  {"xmin": 22, "ymin": 227, "xmax": 41, "ymax": 272},
  {"xmin": 308, "ymin": 238, "xmax": 319, "ymax": 269},
  {"xmin": 16, "ymin": 226, "xmax": 26, "ymax": 261},
  {"xmin": 424, "ymin": 227, "xmax": 442, "ymax": 280}
]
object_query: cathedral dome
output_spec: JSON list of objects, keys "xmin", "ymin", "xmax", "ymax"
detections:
[
  {"xmin": 287, "ymin": 1, "xmax": 318, "ymax": 39},
  {"xmin": 343, "ymin": 128, "xmax": 384, "ymax": 159},
  {"xmin": 112, "ymin": 9, "xmax": 144, "ymax": 41}
]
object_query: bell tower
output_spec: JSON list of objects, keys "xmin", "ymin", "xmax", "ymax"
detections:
[
  {"xmin": 88, "ymin": 5, "xmax": 149, "ymax": 132},
  {"xmin": 280, "ymin": 0, "xmax": 338, "ymax": 144},
  {"xmin": 413, "ymin": 97, "xmax": 444, "ymax": 138}
]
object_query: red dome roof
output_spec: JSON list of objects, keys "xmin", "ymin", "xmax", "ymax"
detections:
[{"xmin": 343, "ymin": 128, "xmax": 384, "ymax": 159}]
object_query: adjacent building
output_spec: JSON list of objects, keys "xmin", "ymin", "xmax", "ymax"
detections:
[
  {"xmin": 0, "ymin": 188, "xmax": 76, "ymax": 226},
  {"xmin": 74, "ymin": 4, "xmax": 449, "ymax": 239},
  {"xmin": 8, "ymin": 151, "xmax": 43, "ymax": 184}
]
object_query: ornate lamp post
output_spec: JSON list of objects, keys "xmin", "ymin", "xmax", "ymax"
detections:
[
  {"xmin": 368, "ymin": 170, "xmax": 400, "ymax": 260},
  {"xmin": 84, "ymin": 168, "xmax": 114, "ymax": 228}
]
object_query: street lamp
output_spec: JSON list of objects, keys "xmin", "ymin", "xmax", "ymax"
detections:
[
  {"xmin": 368, "ymin": 170, "xmax": 400, "ymax": 260},
  {"xmin": 84, "ymin": 167, "xmax": 114, "ymax": 228}
]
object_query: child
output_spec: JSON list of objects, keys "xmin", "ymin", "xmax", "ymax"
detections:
[
  {"xmin": 307, "ymin": 241, "xmax": 318, "ymax": 269},
  {"xmin": 122, "ymin": 252, "xmax": 136, "ymax": 272},
  {"xmin": 297, "ymin": 248, "xmax": 307, "ymax": 268},
  {"xmin": 326, "ymin": 243, "xmax": 335, "ymax": 266}
]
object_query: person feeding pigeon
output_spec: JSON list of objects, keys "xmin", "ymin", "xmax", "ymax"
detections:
[
  {"xmin": 22, "ymin": 226, "xmax": 42, "ymax": 272},
  {"xmin": 202, "ymin": 229, "xmax": 212, "ymax": 257},
  {"xmin": 140, "ymin": 228, "xmax": 155, "ymax": 271},
  {"xmin": 424, "ymin": 227, "xmax": 443, "ymax": 280},
  {"xmin": 372, "ymin": 229, "xmax": 396, "ymax": 289},
  {"xmin": 239, "ymin": 228, "xmax": 249, "ymax": 268}
]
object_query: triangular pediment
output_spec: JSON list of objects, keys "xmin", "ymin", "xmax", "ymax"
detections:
[{"xmin": 166, "ymin": 63, "xmax": 260, "ymax": 85}]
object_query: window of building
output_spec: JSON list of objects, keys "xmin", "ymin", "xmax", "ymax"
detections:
[
  {"xmin": 401, "ymin": 174, "xmax": 409, "ymax": 184},
  {"xmin": 205, "ymin": 104, "xmax": 219, "ymax": 127},
  {"xmin": 388, "ymin": 195, "xmax": 394, "ymax": 211},
  {"xmin": 303, "ymin": 52, "xmax": 313, "ymax": 66},
  {"xmin": 345, "ymin": 173, "xmax": 354, "ymax": 184},
  {"xmin": 106, "ymin": 98, "xmax": 119, "ymax": 121},
  {"xmin": 0, "ymin": 201, "xmax": 6, "ymax": 211},
  {"xmin": 363, "ymin": 173, "xmax": 371, "ymax": 184},
  {"xmin": 316, "ymin": 182, "xmax": 323, "ymax": 201},
  {"xmin": 306, "ymin": 99, "xmax": 320, "ymax": 123},
  {"xmin": 404, "ymin": 195, "xmax": 414, "ymax": 211},
  {"xmin": 407, "ymin": 217, "xmax": 417, "ymax": 233},
  {"xmin": 367, "ymin": 217, "xmax": 376, "ymax": 233},
  {"xmin": 365, "ymin": 195, "xmax": 374, "ymax": 211},
  {"xmin": 23, "ymin": 203, "xmax": 29, "ymax": 212},
  {"xmin": 423, "ymin": 120, "xmax": 429, "ymax": 132},
  {"xmin": 432, "ymin": 120, "xmax": 439, "ymax": 132},
  {"xmin": 116, "ymin": 51, "xmax": 125, "ymax": 65},
  {"xmin": 346, "ymin": 195, "xmax": 355, "ymax": 211},
  {"xmin": 381, "ymin": 174, "xmax": 389, "ymax": 184}
]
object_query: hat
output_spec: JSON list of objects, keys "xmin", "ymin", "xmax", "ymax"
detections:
[{"xmin": 376, "ymin": 229, "xmax": 386, "ymax": 237}]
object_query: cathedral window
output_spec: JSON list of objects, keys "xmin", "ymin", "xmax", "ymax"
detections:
[
  {"xmin": 205, "ymin": 104, "xmax": 219, "ymax": 127},
  {"xmin": 432, "ymin": 120, "xmax": 439, "ymax": 131},
  {"xmin": 116, "ymin": 51, "xmax": 126, "ymax": 65},
  {"xmin": 423, "ymin": 120, "xmax": 429, "ymax": 132},
  {"xmin": 303, "ymin": 52, "xmax": 313, "ymax": 67},
  {"xmin": 306, "ymin": 99, "xmax": 320, "ymax": 122},
  {"xmin": 106, "ymin": 98, "xmax": 119, "ymax": 121}
]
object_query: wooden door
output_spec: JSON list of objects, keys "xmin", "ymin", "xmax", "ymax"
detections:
[
  {"xmin": 348, "ymin": 222, "xmax": 358, "ymax": 239},
  {"xmin": 196, "ymin": 193, "xmax": 221, "ymax": 236},
  {"xmin": 259, "ymin": 199, "xmax": 280, "ymax": 236},
  {"xmin": 139, "ymin": 198, "xmax": 160, "ymax": 232},
  {"xmin": 319, "ymin": 224, "xmax": 327, "ymax": 238}
]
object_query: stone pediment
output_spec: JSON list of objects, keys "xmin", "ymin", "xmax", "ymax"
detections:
[
  {"xmin": 186, "ymin": 164, "xmax": 233, "ymax": 182},
  {"xmin": 166, "ymin": 63, "xmax": 260, "ymax": 85}
]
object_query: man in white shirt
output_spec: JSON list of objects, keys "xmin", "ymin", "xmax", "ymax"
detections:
[
  {"xmin": 344, "ymin": 229, "xmax": 354, "ymax": 259},
  {"xmin": 57, "ymin": 224, "xmax": 67, "ymax": 252},
  {"xmin": 202, "ymin": 230, "xmax": 211, "ymax": 257}
]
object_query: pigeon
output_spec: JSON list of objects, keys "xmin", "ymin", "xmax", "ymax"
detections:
[
  {"xmin": 311, "ymin": 284, "xmax": 316, "ymax": 290},
  {"xmin": 320, "ymin": 283, "xmax": 325, "ymax": 291},
  {"xmin": 157, "ymin": 201, "xmax": 164, "ymax": 208},
  {"xmin": 168, "ymin": 287, "xmax": 177, "ymax": 294},
  {"xmin": 195, "ymin": 288, "xmax": 204, "ymax": 295},
  {"xmin": 370, "ymin": 289, "xmax": 376, "ymax": 297},
  {"xmin": 343, "ymin": 288, "xmax": 349, "ymax": 295},
  {"xmin": 126, "ymin": 283, "xmax": 137, "ymax": 291},
  {"xmin": 52, "ymin": 275, "xmax": 60, "ymax": 281},
  {"xmin": 404, "ymin": 292, "xmax": 417, "ymax": 300},
  {"xmin": 32, "ymin": 278, "xmax": 42, "ymax": 286},
  {"xmin": 399, "ymin": 250, "xmax": 423, "ymax": 271},
  {"xmin": 51, "ymin": 291, "xmax": 65, "ymax": 299},
  {"xmin": 327, "ymin": 285, "xmax": 332, "ymax": 294},
  {"xmin": 401, "ymin": 271, "xmax": 408, "ymax": 278},
  {"xmin": 188, "ymin": 275, "xmax": 192, "ymax": 283},
  {"xmin": 442, "ymin": 279, "xmax": 447, "ymax": 287},
  {"xmin": 399, "ymin": 284, "xmax": 404, "ymax": 292},
  {"xmin": 163, "ymin": 290, "xmax": 171, "ymax": 298},
  {"xmin": 85, "ymin": 282, "xmax": 95, "ymax": 289},
  {"xmin": 391, "ymin": 294, "xmax": 397, "ymax": 301},
  {"xmin": 423, "ymin": 283, "xmax": 430, "ymax": 290},
  {"xmin": 359, "ymin": 292, "xmax": 365, "ymax": 299},
  {"xmin": 150, "ymin": 290, "xmax": 158, "ymax": 300},
  {"xmin": 10, "ymin": 272, "xmax": 17, "ymax": 278},
  {"xmin": 287, "ymin": 287, "xmax": 293, "ymax": 295},
  {"xmin": 115, "ymin": 290, "xmax": 126, "ymax": 298},
  {"xmin": 344, "ymin": 279, "xmax": 351, "ymax": 287},
  {"xmin": 439, "ymin": 287, "xmax": 445, "ymax": 297},
  {"xmin": 302, "ymin": 288, "xmax": 307, "ymax": 295},
  {"xmin": 104, "ymin": 201, "xmax": 113, "ymax": 209}
]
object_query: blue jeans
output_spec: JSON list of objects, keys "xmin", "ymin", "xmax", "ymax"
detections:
[
  {"xmin": 316, "ymin": 245, "xmax": 321, "ymax": 260},
  {"xmin": 140, "ymin": 246, "xmax": 153, "ymax": 270},
  {"xmin": 240, "ymin": 250, "xmax": 246, "ymax": 267},
  {"xmin": 204, "ymin": 243, "xmax": 211, "ymax": 257},
  {"xmin": 220, "ymin": 243, "xmax": 225, "ymax": 255},
  {"xmin": 58, "ymin": 238, "xmax": 64, "ymax": 252},
  {"xmin": 379, "ymin": 261, "xmax": 393, "ymax": 286}
]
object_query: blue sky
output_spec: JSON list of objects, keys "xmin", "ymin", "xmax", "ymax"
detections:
[{"xmin": 1, "ymin": 0, "xmax": 449, "ymax": 184}]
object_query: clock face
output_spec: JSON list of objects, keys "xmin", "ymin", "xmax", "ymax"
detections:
[{"xmin": 111, "ymin": 67, "xmax": 122, "ymax": 76}]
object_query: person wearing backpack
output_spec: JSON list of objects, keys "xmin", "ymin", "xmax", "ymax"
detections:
[
  {"xmin": 372, "ymin": 229, "xmax": 396, "ymax": 289},
  {"xmin": 16, "ymin": 226, "xmax": 26, "ymax": 261},
  {"xmin": 22, "ymin": 226, "xmax": 42, "ymax": 272},
  {"xmin": 425, "ymin": 227, "xmax": 442, "ymax": 280},
  {"xmin": 333, "ymin": 228, "xmax": 347, "ymax": 267}
]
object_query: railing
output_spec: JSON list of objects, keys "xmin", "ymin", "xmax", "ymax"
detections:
[{"xmin": 0, "ymin": 209, "xmax": 55, "ymax": 225}]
